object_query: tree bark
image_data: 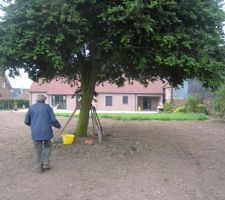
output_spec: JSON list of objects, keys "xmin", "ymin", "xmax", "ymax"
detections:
[
  {"xmin": 76, "ymin": 84, "xmax": 95, "ymax": 137},
  {"xmin": 76, "ymin": 42, "xmax": 97, "ymax": 137}
]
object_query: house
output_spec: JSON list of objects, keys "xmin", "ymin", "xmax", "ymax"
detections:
[
  {"xmin": 163, "ymin": 81, "xmax": 189, "ymax": 105},
  {"xmin": 14, "ymin": 89, "xmax": 30, "ymax": 101},
  {"xmin": 29, "ymin": 79, "xmax": 164, "ymax": 111},
  {"xmin": 163, "ymin": 79, "xmax": 213, "ymax": 107},
  {"xmin": 0, "ymin": 73, "xmax": 12, "ymax": 99},
  {"xmin": 11, "ymin": 88, "xmax": 29, "ymax": 99}
]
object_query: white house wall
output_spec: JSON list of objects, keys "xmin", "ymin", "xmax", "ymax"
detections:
[
  {"xmin": 95, "ymin": 94, "xmax": 136, "ymax": 111},
  {"xmin": 30, "ymin": 93, "xmax": 162, "ymax": 112},
  {"xmin": 30, "ymin": 93, "xmax": 76, "ymax": 110},
  {"xmin": 66, "ymin": 95, "xmax": 77, "ymax": 110}
]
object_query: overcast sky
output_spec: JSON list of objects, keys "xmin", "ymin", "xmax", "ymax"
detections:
[
  {"xmin": 0, "ymin": 1, "xmax": 32, "ymax": 89},
  {"xmin": 6, "ymin": 70, "xmax": 33, "ymax": 89}
]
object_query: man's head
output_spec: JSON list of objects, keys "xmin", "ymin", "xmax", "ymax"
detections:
[{"xmin": 36, "ymin": 94, "xmax": 47, "ymax": 102}]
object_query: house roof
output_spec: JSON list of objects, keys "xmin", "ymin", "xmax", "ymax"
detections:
[
  {"xmin": 30, "ymin": 79, "xmax": 76, "ymax": 95},
  {"xmin": 96, "ymin": 81, "xmax": 163, "ymax": 94},
  {"xmin": 30, "ymin": 79, "xmax": 163, "ymax": 95}
]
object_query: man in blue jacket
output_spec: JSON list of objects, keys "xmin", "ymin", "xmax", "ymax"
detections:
[{"xmin": 25, "ymin": 94, "xmax": 61, "ymax": 172}]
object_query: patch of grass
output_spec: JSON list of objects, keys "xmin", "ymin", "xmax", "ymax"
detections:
[
  {"xmin": 56, "ymin": 111, "xmax": 80, "ymax": 118},
  {"xmin": 98, "ymin": 113, "xmax": 208, "ymax": 121},
  {"xmin": 56, "ymin": 112, "xmax": 73, "ymax": 117},
  {"xmin": 56, "ymin": 112, "xmax": 208, "ymax": 121}
]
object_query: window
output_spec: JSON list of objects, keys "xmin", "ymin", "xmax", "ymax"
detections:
[
  {"xmin": 123, "ymin": 96, "xmax": 128, "ymax": 104},
  {"xmin": 52, "ymin": 95, "xmax": 66, "ymax": 109},
  {"xmin": 105, "ymin": 96, "xmax": 112, "ymax": 106}
]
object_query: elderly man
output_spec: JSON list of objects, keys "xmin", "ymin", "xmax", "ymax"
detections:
[{"xmin": 24, "ymin": 94, "xmax": 61, "ymax": 173}]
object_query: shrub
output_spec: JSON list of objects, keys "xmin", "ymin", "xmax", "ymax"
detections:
[
  {"xmin": 0, "ymin": 99, "xmax": 13, "ymax": 110},
  {"xmin": 184, "ymin": 95, "xmax": 203, "ymax": 113},
  {"xmin": 0, "ymin": 99, "xmax": 29, "ymax": 110},
  {"xmin": 13, "ymin": 99, "xmax": 29, "ymax": 108},
  {"xmin": 213, "ymin": 86, "xmax": 225, "ymax": 118},
  {"xmin": 163, "ymin": 102, "xmax": 176, "ymax": 113},
  {"xmin": 173, "ymin": 106, "xmax": 185, "ymax": 113},
  {"xmin": 196, "ymin": 103, "xmax": 206, "ymax": 113}
]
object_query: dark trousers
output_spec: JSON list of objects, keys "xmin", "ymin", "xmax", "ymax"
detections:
[{"xmin": 33, "ymin": 140, "xmax": 52, "ymax": 168}]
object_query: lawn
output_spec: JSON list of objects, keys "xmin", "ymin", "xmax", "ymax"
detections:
[{"xmin": 56, "ymin": 112, "xmax": 208, "ymax": 121}]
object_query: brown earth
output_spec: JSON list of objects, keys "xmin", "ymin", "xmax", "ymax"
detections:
[{"xmin": 0, "ymin": 111, "xmax": 225, "ymax": 200}]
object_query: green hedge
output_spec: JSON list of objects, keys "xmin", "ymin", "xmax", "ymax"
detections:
[
  {"xmin": 0, "ymin": 99, "xmax": 29, "ymax": 110},
  {"xmin": 14, "ymin": 99, "xmax": 29, "ymax": 108},
  {"xmin": 0, "ymin": 99, "xmax": 13, "ymax": 110}
]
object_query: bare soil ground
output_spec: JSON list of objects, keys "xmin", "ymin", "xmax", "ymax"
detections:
[{"xmin": 0, "ymin": 111, "xmax": 225, "ymax": 200}]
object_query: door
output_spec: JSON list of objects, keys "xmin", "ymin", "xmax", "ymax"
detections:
[{"xmin": 143, "ymin": 97, "xmax": 151, "ymax": 110}]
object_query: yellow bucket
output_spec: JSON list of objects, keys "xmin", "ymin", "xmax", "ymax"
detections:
[{"xmin": 62, "ymin": 134, "xmax": 75, "ymax": 144}]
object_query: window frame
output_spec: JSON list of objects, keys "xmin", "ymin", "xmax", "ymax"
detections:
[
  {"xmin": 52, "ymin": 95, "xmax": 67, "ymax": 109},
  {"xmin": 123, "ymin": 96, "xmax": 128, "ymax": 104},
  {"xmin": 105, "ymin": 96, "xmax": 112, "ymax": 106}
]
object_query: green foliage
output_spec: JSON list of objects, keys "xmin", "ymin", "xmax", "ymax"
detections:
[
  {"xmin": 163, "ymin": 102, "xmax": 176, "ymax": 113},
  {"xmin": 102, "ymin": 0, "xmax": 225, "ymax": 88},
  {"xmin": 213, "ymin": 86, "xmax": 225, "ymax": 118},
  {"xmin": 0, "ymin": 99, "xmax": 13, "ymax": 110},
  {"xmin": 14, "ymin": 99, "xmax": 29, "ymax": 108},
  {"xmin": 196, "ymin": 103, "xmax": 206, "ymax": 113},
  {"xmin": 93, "ymin": 113, "xmax": 208, "ymax": 121},
  {"xmin": 0, "ymin": 0, "xmax": 225, "ymax": 88},
  {"xmin": 173, "ymin": 106, "xmax": 185, "ymax": 113},
  {"xmin": 56, "ymin": 112, "xmax": 208, "ymax": 121},
  {"xmin": 56, "ymin": 111, "xmax": 80, "ymax": 118},
  {"xmin": 0, "ymin": 99, "xmax": 29, "ymax": 110},
  {"xmin": 185, "ymin": 96, "xmax": 199, "ymax": 113},
  {"xmin": 184, "ymin": 95, "xmax": 206, "ymax": 113}
]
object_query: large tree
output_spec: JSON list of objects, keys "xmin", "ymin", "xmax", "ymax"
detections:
[{"xmin": 0, "ymin": 0, "xmax": 225, "ymax": 136}]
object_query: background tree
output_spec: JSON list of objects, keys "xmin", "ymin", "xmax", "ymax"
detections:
[{"xmin": 0, "ymin": 0, "xmax": 225, "ymax": 136}]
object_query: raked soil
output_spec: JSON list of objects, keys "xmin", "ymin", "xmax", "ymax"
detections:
[{"xmin": 0, "ymin": 111, "xmax": 225, "ymax": 200}]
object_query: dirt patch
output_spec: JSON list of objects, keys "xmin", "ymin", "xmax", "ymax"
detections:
[{"xmin": 0, "ymin": 111, "xmax": 225, "ymax": 200}]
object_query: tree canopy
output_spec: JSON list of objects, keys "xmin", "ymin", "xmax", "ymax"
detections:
[{"xmin": 1, "ymin": 0, "xmax": 225, "ymax": 88}]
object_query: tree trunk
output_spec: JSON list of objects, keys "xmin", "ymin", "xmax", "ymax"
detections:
[
  {"xmin": 76, "ymin": 42, "xmax": 97, "ymax": 137},
  {"xmin": 76, "ymin": 84, "xmax": 95, "ymax": 137}
]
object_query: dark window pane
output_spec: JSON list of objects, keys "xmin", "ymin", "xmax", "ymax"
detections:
[
  {"xmin": 143, "ymin": 97, "xmax": 151, "ymax": 110},
  {"xmin": 123, "ymin": 96, "xmax": 128, "ymax": 104},
  {"xmin": 105, "ymin": 96, "xmax": 112, "ymax": 106}
]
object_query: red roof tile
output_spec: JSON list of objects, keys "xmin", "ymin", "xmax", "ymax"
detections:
[
  {"xmin": 30, "ymin": 79, "xmax": 77, "ymax": 95},
  {"xmin": 30, "ymin": 81, "xmax": 49, "ymax": 93},
  {"xmin": 96, "ymin": 80, "xmax": 163, "ymax": 94}
]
